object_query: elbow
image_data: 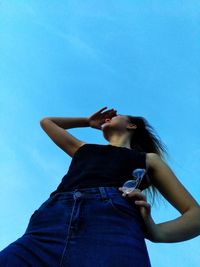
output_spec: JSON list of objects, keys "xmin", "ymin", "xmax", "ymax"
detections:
[
  {"xmin": 193, "ymin": 204, "xmax": 200, "ymax": 216},
  {"xmin": 40, "ymin": 118, "xmax": 46, "ymax": 125},
  {"xmin": 188, "ymin": 206, "xmax": 200, "ymax": 232},
  {"xmin": 195, "ymin": 205, "xmax": 200, "ymax": 220},
  {"xmin": 193, "ymin": 206, "xmax": 200, "ymax": 236},
  {"xmin": 40, "ymin": 117, "xmax": 50, "ymax": 126}
]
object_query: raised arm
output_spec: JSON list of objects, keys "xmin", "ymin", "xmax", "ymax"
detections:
[
  {"xmin": 40, "ymin": 117, "xmax": 88, "ymax": 157},
  {"xmin": 40, "ymin": 107, "xmax": 117, "ymax": 157}
]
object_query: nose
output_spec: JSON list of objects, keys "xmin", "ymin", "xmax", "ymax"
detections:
[{"xmin": 105, "ymin": 118, "xmax": 111, "ymax": 123}]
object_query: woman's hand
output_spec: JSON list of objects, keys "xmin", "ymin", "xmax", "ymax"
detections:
[
  {"xmin": 118, "ymin": 187, "xmax": 161, "ymax": 242},
  {"xmin": 88, "ymin": 107, "xmax": 117, "ymax": 130},
  {"xmin": 118, "ymin": 188, "xmax": 151, "ymax": 220}
]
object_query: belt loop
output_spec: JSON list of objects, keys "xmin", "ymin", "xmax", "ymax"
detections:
[{"xmin": 98, "ymin": 187, "xmax": 108, "ymax": 200}]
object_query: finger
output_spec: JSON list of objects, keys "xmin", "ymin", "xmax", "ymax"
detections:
[
  {"xmin": 90, "ymin": 107, "xmax": 107, "ymax": 119},
  {"xmin": 122, "ymin": 193, "xmax": 146, "ymax": 200},
  {"xmin": 134, "ymin": 200, "xmax": 151, "ymax": 209},
  {"xmin": 103, "ymin": 109, "xmax": 115, "ymax": 115},
  {"xmin": 109, "ymin": 109, "xmax": 117, "ymax": 114},
  {"xmin": 102, "ymin": 111, "xmax": 116, "ymax": 121},
  {"xmin": 109, "ymin": 110, "xmax": 118, "ymax": 116},
  {"xmin": 97, "ymin": 107, "xmax": 108, "ymax": 113},
  {"xmin": 130, "ymin": 189, "xmax": 141, "ymax": 193},
  {"xmin": 119, "ymin": 187, "xmax": 141, "ymax": 192},
  {"xmin": 118, "ymin": 187, "xmax": 144, "ymax": 196},
  {"xmin": 123, "ymin": 191, "xmax": 146, "ymax": 201}
]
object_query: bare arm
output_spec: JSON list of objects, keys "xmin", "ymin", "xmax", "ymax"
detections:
[
  {"xmin": 40, "ymin": 117, "xmax": 90, "ymax": 129},
  {"xmin": 146, "ymin": 153, "xmax": 200, "ymax": 243},
  {"xmin": 40, "ymin": 107, "xmax": 117, "ymax": 158},
  {"xmin": 120, "ymin": 153, "xmax": 200, "ymax": 243},
  {"xmin": 40, "ymin": 117, "xmax": 88, "ymax": 157}
]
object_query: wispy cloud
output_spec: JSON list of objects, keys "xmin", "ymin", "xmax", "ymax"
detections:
[{"xmin": 31, "ymin": 20, "xmax": 115, "ymax": 73}]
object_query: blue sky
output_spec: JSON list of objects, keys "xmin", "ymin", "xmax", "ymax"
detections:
[{"xmin": 0, "ymin": 1, "xmax": 200, "ymax": 266}]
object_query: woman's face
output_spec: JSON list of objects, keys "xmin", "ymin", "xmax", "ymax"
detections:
[{"xmin": 101, "ymin": 115, "xmax": 133, "ymax": 132}]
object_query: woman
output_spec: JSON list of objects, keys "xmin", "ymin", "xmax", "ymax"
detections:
[{"xmin": 1, "ymin": 107, "xmax": 200, "ymax": 267}]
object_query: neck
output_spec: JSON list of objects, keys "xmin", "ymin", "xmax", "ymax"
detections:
[{"xmin": 107, "ymin": 135, "xmax": 131, "ymax": 149}]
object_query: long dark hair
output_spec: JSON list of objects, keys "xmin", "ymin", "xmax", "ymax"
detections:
[{"xmin": 127, "ymin": 115, "xmax": 167, "ymax": 206}]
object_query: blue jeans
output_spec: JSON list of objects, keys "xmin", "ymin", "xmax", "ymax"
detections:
[{"xmin": 0, "ymin": 187, "xmax": 151, "ymax": 266}]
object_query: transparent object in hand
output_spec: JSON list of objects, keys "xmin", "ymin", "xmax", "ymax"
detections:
[{"xmin": 121, "ymin": 168, "xmax": 146, "ymax": 194}]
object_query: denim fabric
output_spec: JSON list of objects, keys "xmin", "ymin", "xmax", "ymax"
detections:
[{"xmin": 0, "ymin": 187, "xmax": 151, "ymax": 267}]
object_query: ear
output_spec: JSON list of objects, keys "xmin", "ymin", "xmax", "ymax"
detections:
[{"xmin": 127, "ymin": 123, "xmax": 137, "ymax": 130}]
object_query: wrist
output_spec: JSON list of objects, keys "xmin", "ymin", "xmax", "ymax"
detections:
[
  {"xmin": 87, "ymin": 118, "xmax": 102, "ymax": 130},
  {"xmin": 143, "ymin": 216, "xmax": 163, "ymax": 243},
  {"xmin": 83, "ymin": 117, "xmax": 90, "ymax": 127}
]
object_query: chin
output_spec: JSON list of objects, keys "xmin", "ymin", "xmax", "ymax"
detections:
[
  {"xmin": 101, "ymin": 123, "xmax": 110, "ymax": 130},
  {"xmin": 102, "ymin": 130, "xmax": 110, "ymax": 141}
]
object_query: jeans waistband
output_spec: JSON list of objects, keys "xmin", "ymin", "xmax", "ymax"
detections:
[{"xmin": 50, "ymin": 187, "xmax": 121, "ymax": 201}]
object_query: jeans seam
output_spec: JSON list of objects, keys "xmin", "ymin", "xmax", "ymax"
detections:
[{"xmin": 59, "ymin": 197, "xmax": 77, "ymax": 267}]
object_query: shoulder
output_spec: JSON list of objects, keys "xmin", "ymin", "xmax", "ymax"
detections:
[
  {"xmin": 146, "ymin": 153, "xmax": 199, "ymax": 214},
  {"xmin": 72, "ymin": 143, "xmax": 101, "ymax": 157},
  {"xmin": 146, "ymin": 152, "xmax": 162, "ymax": 171}
]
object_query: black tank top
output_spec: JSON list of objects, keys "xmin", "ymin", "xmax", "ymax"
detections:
[{"xmin": 50, "ymin": 144, "xmax": 150, "ymax": 197}]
